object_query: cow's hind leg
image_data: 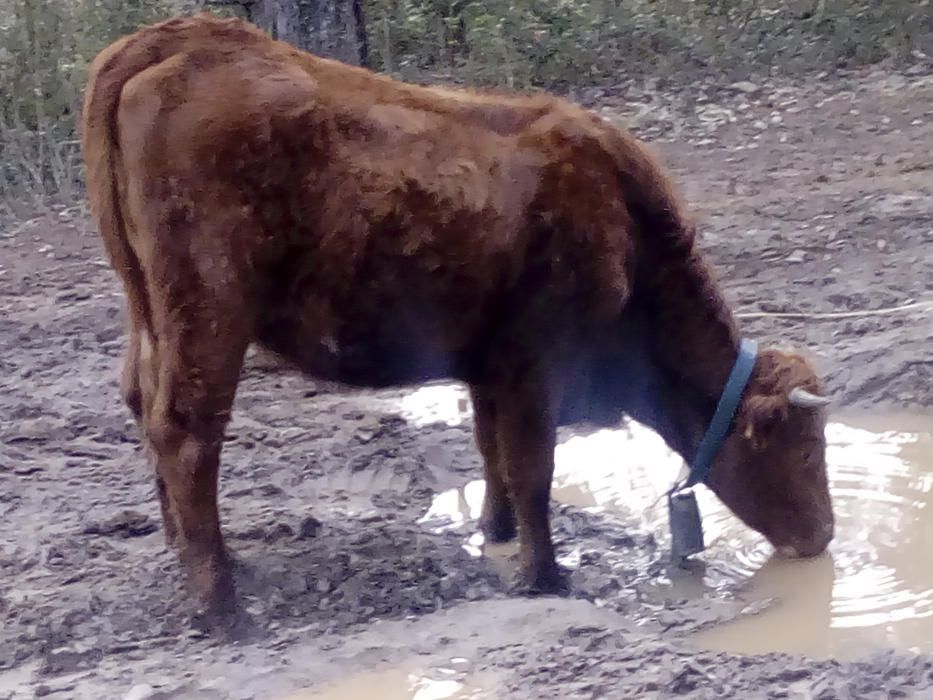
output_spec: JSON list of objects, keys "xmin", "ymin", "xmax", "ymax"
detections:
[
  {"xmin": 493, "ymin": 378, "xmax": 566, "ymax": 595},
  {"xmin": 145, "ymin": 290, "xmax": 251, "ymax": 621},
  {"xmin": 469, "ymin": 386, "xmax": 516, "ymax": 543},
  {"xmin": 122, "ymin": 313, "xmax": 178, "ymax": 546},
  {"xmin": 120, "ymin": 316, "xmax": 144, "ymax": 424}
]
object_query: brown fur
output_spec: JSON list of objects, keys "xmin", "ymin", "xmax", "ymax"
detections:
[{"xmin": 81, "ymin": 13, "xmax": 833, "ymax": 622}]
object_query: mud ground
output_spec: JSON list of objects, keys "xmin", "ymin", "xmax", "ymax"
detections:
[{"xmin": 1, "ymin": 67, "xmax": 932, "ymax": 699}]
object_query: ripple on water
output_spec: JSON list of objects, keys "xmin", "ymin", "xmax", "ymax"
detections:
[{"xmin": 694, "ymin": 415, "xmax": 933, "ymax": 658}]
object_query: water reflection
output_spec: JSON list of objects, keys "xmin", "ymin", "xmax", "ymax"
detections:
[
  {"xmin": 397, "ymin": 383, "xmax": 472, "ymax": 427},
  {"xmin": 697, "ymin": 415, "xmax": 933, "ymax": 659},
  {"xmin": 693, "ymin": 552, "xmax": 838, "ymax": 657},
  {"xmin": 399, "ymin": 383, "xmax": 933, "ymax": 659},
  {"xmin": 284, "ymin": 667, "xmax": 486, "ymax": 700}
]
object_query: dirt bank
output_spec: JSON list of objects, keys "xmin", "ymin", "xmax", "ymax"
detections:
[{"xmin": 1, "ymin": 67, "xmax": 932, "ymax": 699}]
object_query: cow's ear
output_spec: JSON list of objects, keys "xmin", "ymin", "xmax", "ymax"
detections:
[{"xmin": 740, "ymin": 393, "xmax": 788, "ymax": 450}]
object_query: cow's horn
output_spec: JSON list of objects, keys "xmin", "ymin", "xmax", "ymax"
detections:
[{"xmin": 788, "ymin": 387, "xmax": 831, "ymax": 408}]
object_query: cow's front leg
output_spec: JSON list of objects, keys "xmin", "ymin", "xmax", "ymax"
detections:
[{"xmin": 494, "ymin": 379, "xmax": 566, "ymax": 595}]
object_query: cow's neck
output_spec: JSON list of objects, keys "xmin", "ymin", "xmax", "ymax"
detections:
[
  {"xmin": 624, "ymin": 248, "xmax": 744, "ymax": 464},
  {"xmin": 643, "ymin": 248, "xmax": 742, "ymax": 398}
]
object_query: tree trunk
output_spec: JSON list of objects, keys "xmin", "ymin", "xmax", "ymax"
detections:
[{"xmin": 248, "ymin": 0, "xmax": 367, "ymax": 65}]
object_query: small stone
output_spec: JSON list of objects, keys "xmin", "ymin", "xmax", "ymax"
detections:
[
  {"xmin": 449, "ymin": 657, "xmax": 470, "ymax": 670},
  {"xmin": 283, "ymin": 572, "xmax": 309, "ymax": 595},
  {"xmin": 82, "ymin": 511, "xmax": 157, "ymax": 539},
  {"xmin": 730, "ymin": 81, "xmax": 759, "ymax": 94},
  {"xmin": 13, "ymin": 465, "xmax": 43, "ymax": 476},
  {"xmin": 124, "ymin": 684, "xmax": 156, "ymax": 700},
  {"xmin": 263, "ymin": 522, "xmax": 294, "ymax": 542},
  {"xmin": 299, "ymin": 515, "xmax": 322, "ymax": 539}
]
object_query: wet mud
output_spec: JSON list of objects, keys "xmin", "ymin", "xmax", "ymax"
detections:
[{"xmin": 1, "ymin": 67, "xmax": 933, "ymax": 699}]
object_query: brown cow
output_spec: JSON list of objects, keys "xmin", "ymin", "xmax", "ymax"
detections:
[{"xmin": 81, "ymin": 14, "xmax": 834, "ymax": 622}]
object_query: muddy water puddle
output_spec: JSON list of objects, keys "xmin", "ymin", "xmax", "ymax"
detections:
[
  {"xmin": 693, "ymin": 412, "xmax": 933, "ymax": 659},
  {"xmin": 395, "ymin": 383, "xmax": 933, "ymax": 660},
  {"xmin": 282, "ymin": 665, "xmax": 489, "ymax": 700}
]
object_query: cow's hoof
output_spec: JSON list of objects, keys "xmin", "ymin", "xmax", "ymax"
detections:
[
  {"xmin": 515, "ymin": 563, "xmax": 570, "ymax": 597},
  {"xmin": 183, "ymin": 554, "xmax": 239, "ymax": 634},
  {"xmin": 189, "ymin": 593, "xmax": 257, "ymax": 640},
  {"xmin": 479, "ymin": 510, "xmax": 517, "ymax": 544}
]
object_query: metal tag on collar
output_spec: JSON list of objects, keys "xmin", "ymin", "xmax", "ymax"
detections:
[{"xmin": 668, "ymin": 486, "xmax": 705, "ymax": 562}]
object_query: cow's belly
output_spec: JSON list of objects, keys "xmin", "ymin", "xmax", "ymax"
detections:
[{"xmin": 254, "ymin": 302, "xmax": 474, "ymax": 388}]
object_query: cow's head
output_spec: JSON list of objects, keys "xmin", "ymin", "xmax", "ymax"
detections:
[
  {"xmin": 704, "ymin": 349, "xmax": 834, "ymax": 558},
  {"xmin": 559, "ymin": 320, "xmax": 835, "ymax": 559}
]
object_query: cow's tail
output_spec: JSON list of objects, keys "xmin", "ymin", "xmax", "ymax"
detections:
[{"xmin": 80, "ymin": 30, "xmax": 168, "ymax": 338}]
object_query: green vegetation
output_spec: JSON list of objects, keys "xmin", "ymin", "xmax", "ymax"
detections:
[{"xmin": 1, "ymin": 0, "xmax": 929, "ymax": 201}]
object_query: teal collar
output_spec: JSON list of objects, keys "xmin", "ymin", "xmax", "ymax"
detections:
[{"xmin": 683, "ymin": 338, "xmax": 758, "ymax": 488}]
